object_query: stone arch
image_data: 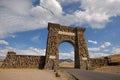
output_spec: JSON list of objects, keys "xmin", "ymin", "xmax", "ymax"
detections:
[
  {"xmin": 58, "ymin": 40, "xmax": 75, "ymax": 48},
  {"xmin": 45, "ymin": 23, "xmax": 89, "ymax": 70}
]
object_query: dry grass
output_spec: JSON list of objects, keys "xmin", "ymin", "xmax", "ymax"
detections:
[
  {"xmin": 59, "ymin": 62, "xmax": 74, "ymax": 68},
  {"xmin": 109, "ymin": 54, "xmax": 120, "ymax": 62},
  {"xmin": 94, "ymin": 66, "xmax": 120, "ymax": 74}
]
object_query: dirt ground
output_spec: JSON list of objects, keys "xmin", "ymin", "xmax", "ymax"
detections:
[{"xmin": 0, "ymin": 69, "xmax": 70, "ymax": 80}]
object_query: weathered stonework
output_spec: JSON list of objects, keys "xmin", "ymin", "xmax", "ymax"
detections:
[
  {"xmin": 90, "ymin": 58, "xmax": 108, "ymax": 68},
  {"xmin": 45, "ymin": 23, "xmax": 89, "ymax": 70},
  {"xmin": 1, "ymin": 52, "xmax": 45, "ymax": 69}
]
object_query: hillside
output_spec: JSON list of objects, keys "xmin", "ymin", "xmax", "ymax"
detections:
[
  {"xmin": 59, "ymin": 59, "xmax": 73, "ymax": 63},
  {"xmin": 59, "ymin": 59, "xmax": 74, "ymax": 68},
  {"xmin": 109, "ymin": 54, "xmax": 120, "ymax": 62}
]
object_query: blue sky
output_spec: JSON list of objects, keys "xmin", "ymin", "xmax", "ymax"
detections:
[{"xmin": 0, "ymin": 0, "xmax": 120, "ymax": 60}]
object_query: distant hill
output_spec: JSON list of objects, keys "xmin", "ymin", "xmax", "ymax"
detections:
[
  {"xmin": 59, "ymin": 59, "xmax": 74, "ymax": 68},
  {"xmin": 109, "ymin": 54, "xmax": 120, "ymax": 62},
  {"xmin": 90, "ymin": 54, "xmax": 120, "ymax": 66},
  {"xmin": 91, "ymin": 54, "xmax": 120, "ymax": 62},
  {"xmin": 59, "ymin": 59, "xmax": 73, "ymax": 63}
]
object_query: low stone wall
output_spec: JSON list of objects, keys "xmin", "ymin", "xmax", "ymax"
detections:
[
  {"xmin": 90, "ymin": 58, "xmax": 108, "ymax": 68},
  {"xmin": 1, "ymin": 52, "xmax": 45, "ymax": 69}
]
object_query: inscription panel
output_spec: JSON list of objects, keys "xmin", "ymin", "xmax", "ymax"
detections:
[
  {"xmin": 58, "ymin": 31, "xmax": 75, "ymax": 36},
  {"xmin": 49, "ymin": 56, "xmax": 56, "ymax": 59}
]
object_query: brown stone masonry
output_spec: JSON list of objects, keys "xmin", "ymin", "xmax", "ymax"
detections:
[
  {"xmin": 1, "ymin": 52, "xmax": 45, "ymax": 69},
  {"xmin": 45, "ymin": 23, "xmax": 90, "ymax": 70},
  {"xmin": 90, "ymin": 58, "xmax": 108, "ymax": 68}
]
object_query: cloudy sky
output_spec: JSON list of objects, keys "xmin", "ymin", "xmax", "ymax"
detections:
[{"xmin": 0, "ymin": 0, "xmax": 120, "ymax": 60}]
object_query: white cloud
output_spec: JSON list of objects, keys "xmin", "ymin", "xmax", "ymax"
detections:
[
  {"xmin": 57, "ymin": 0, "xmax": 79, "ymax": 4},
  {"xmin": 88, "ymin": 40, "xmax": 97, "ymax": 44},
  {"xmin": 88, "ymin": 41, "xmax": 112, "ymax": 57},
  {"xmin": 16, "ymin": 47, "xmax": 45, "ymax": 56},
  {"xmin": 0, "ymin": 40, "xmax": 9, "ymax": 45},
  {"xmin": 89, "ymin": 52, "xmax": 109, "ymax": 58},
  {"xmin": 104, "ymin": 42, "xmax": 111, "ymax": 46},
  {"xmin": 111, "ymin": 47, "xmax": 120, "ymax": 54},
  {"xmin": 0, "ymin": 0, "xmax": 120, "ymax": 38},
  {"xmin": 0, "ymin": 47, "xmax": 46, "ymax": 60},
  {"xmin": 100, "ymin": 42, "xmax": 111, "ymax": 48},
  {"xmin": 76, "ymin": 0, "xmax": 120, "ymax": 28},
  {"xmin": 40, "ymin": 0, "xmax": 62, "ymax": 15},
  {"xmin": 0, "ymin": 0, "xmax": 33, "ymax": 15},
  {"xmin": 0, "ymin": 47, "xmax": 15, "ymax": 59},
  {"xmin": 0, "ymin": 50, "xmax": 7, "ymax": 57},
  {"xmin": 88, "ymin": 41, "xmax": 111, "ymax": 52},
  {"xmin": 10, "ymin": 34, "xmax": 16, "ymax": 38},
  {"xmin": 104, "ymin": 49, "xmax": 110, "ymax": 52},
  {"xmin": 100, "ymin": 45, "xmax": 105, "ymax": 48},
  {"xmin": 88, "ymin": 47, "xmax": 100, "ymax": 51},
  {"xmin": 31, "ymin": 35, "xmax": 40, "ymax": 41},
  {"xmin": 0, "ymin": 0, "xmax": 33, "ymax": 38},
  {"xmin": 59, "ymin": 51, "xmax": 74, "ymax": 60}
]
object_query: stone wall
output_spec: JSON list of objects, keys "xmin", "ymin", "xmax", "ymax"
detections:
[
  {"xmin": 1, "ymin": 52, "xmax": 45, "ymax": 69},
  {"xmin": 90, "ymin": 57, "xmax": 109, "ymax": 68}
]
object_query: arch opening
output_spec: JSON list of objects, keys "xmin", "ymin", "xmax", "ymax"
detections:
[{"xmin": 58, "ymin": 42, "xmax": 75, "ymax": 68}]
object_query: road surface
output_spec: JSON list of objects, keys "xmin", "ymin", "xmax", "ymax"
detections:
[{"xmin": 63, "ymin": 68, "xmax": 120, "ymax": 80}]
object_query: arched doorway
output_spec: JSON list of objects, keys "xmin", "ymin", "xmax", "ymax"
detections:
[
  {"xmin": 59, "ymin": 42, "xmax": 74, "ymax": 68},
  {"xmin": 45, "ymin": 23, "xmax": 89, "ymax": 70}
]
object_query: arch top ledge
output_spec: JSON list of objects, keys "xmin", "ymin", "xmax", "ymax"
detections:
[{"xmin": 48, "ymin": 22, "xmax": 85, "ymax": 32}]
